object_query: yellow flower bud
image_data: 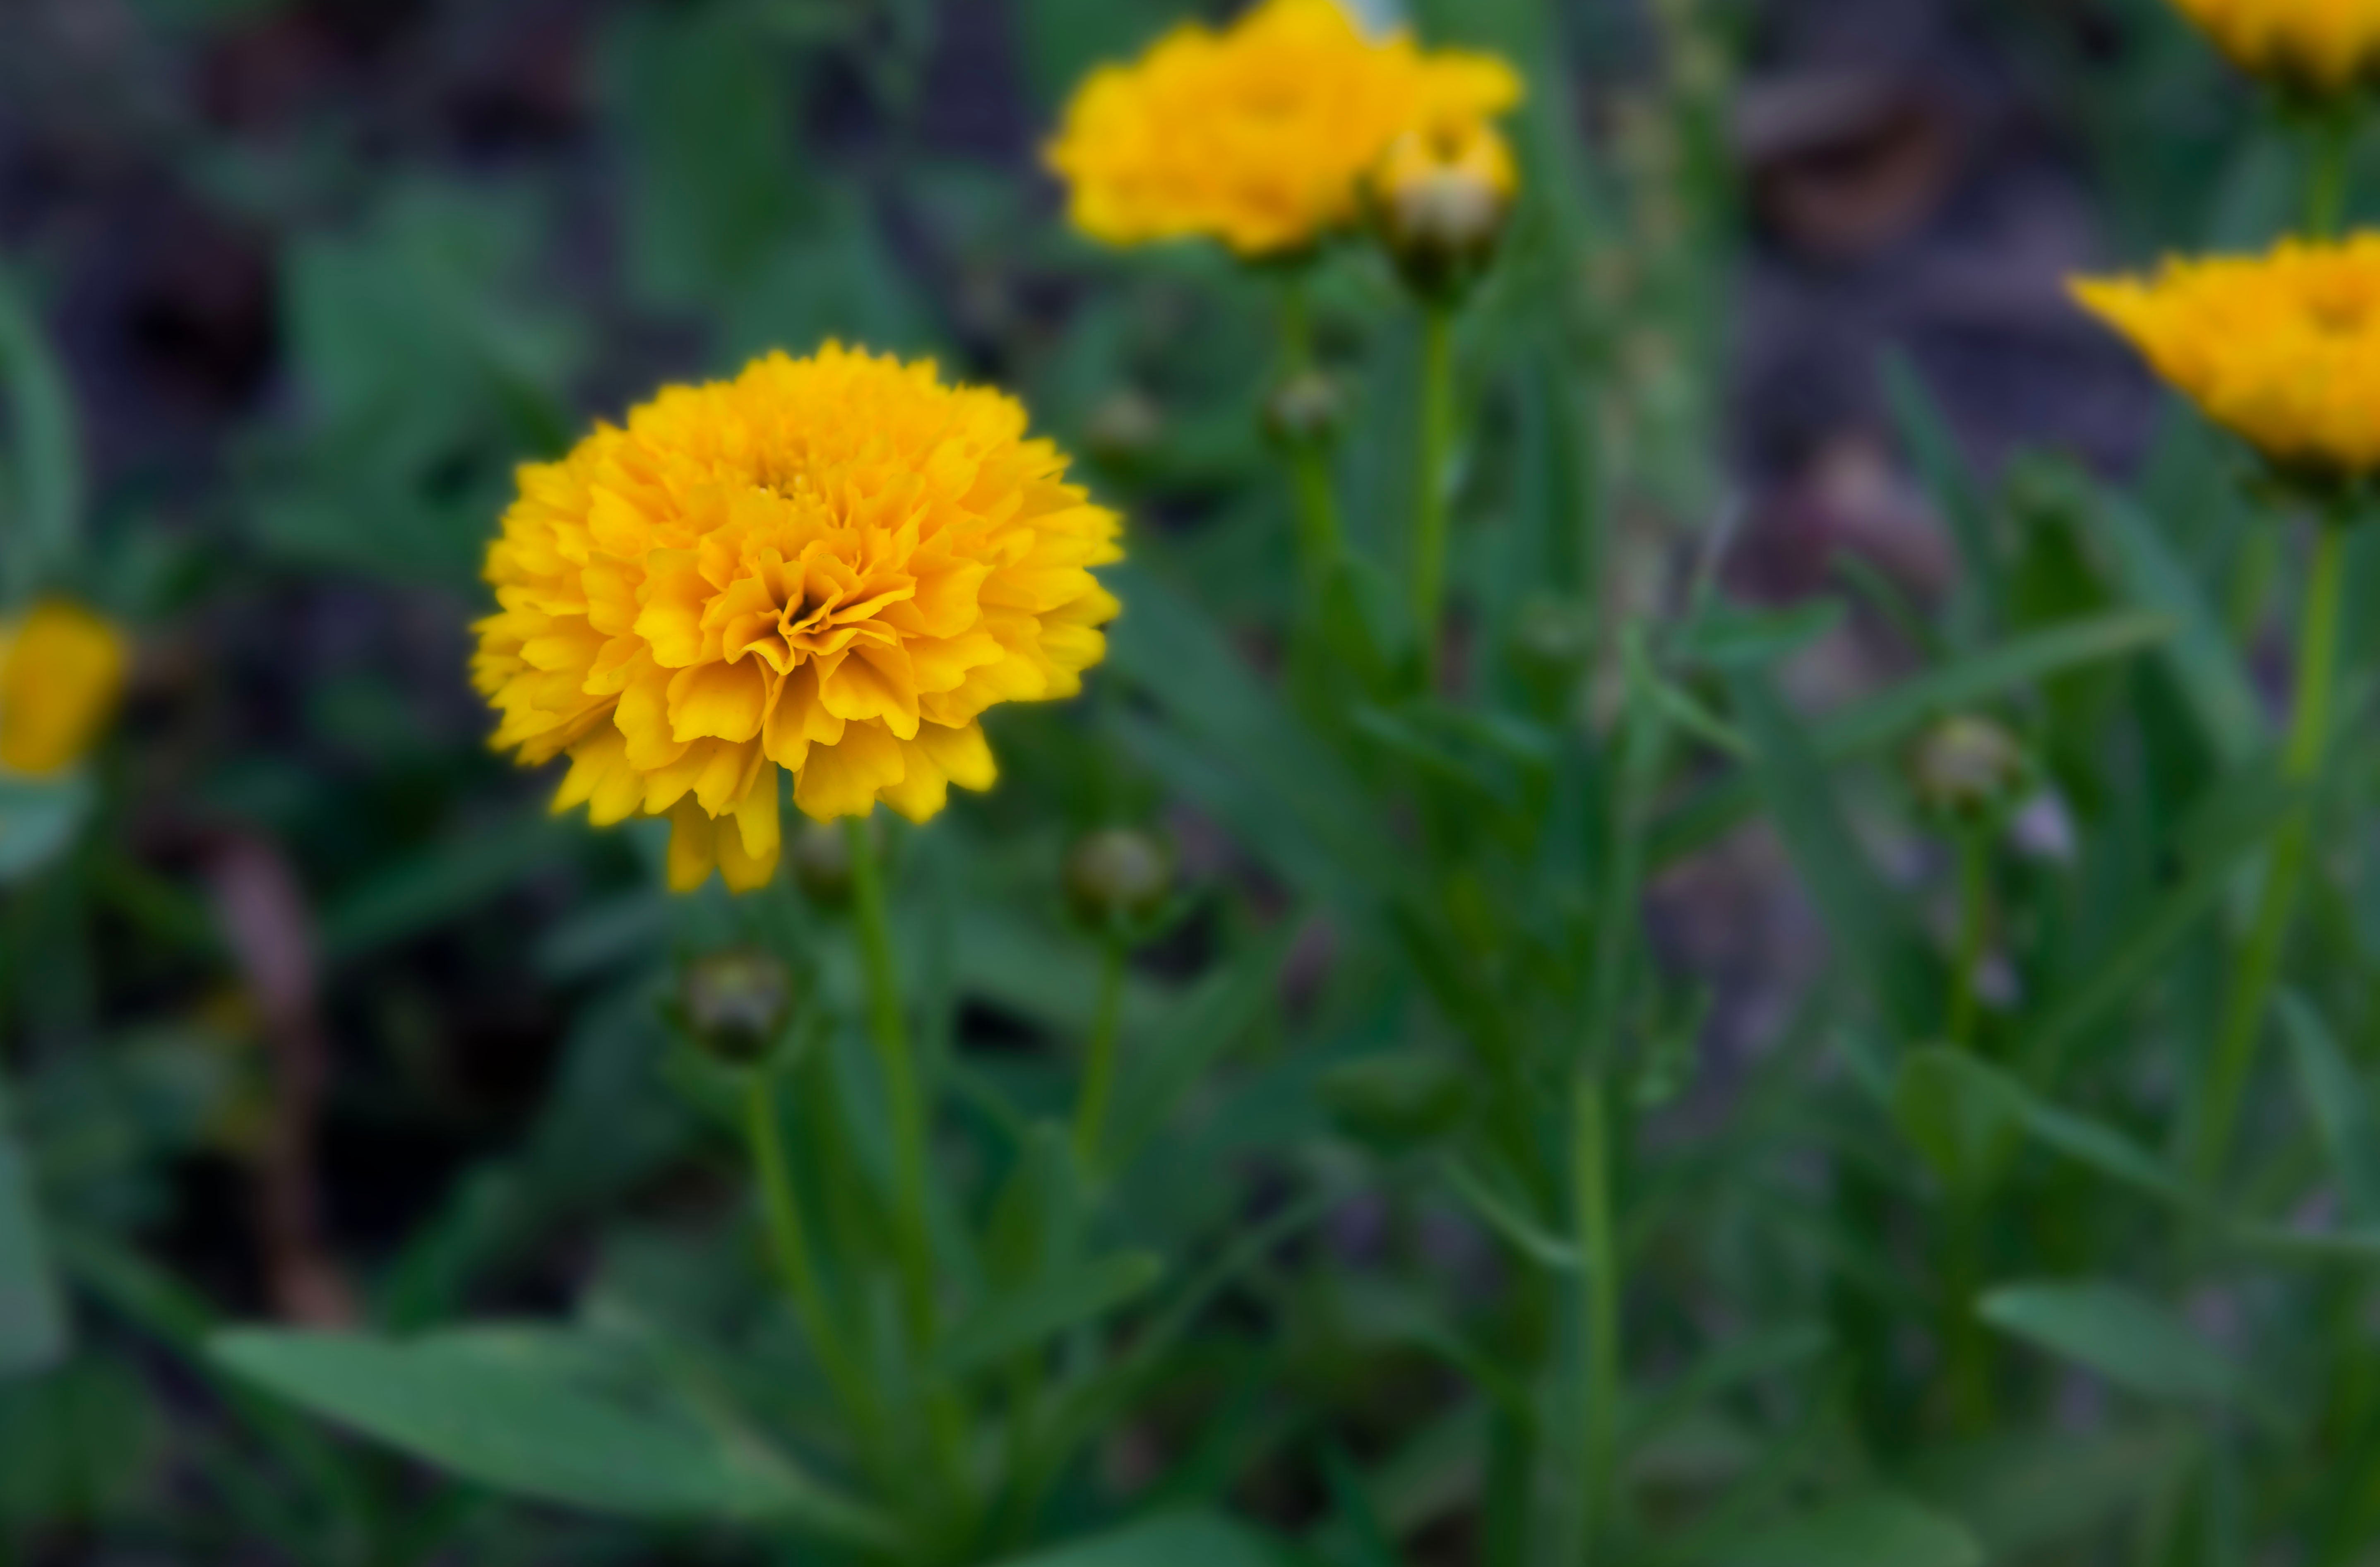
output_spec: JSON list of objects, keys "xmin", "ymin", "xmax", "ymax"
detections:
[
  {"xmin": 1908, "ymin": 716, "xmax": 2029, "ymax": 821},
  {"xmin": 1373, "ymin": 120, "xmax": 1518, "ymax": 297},
  {"xmin": 679, "ymin": 947, "xmax": 796, "ymax": 1065}
]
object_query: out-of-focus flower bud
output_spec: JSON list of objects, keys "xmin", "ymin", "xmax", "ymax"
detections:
[
  {"xmin": 1063, "ymin": 828, "xmax": 1173, "ymax": 931},
  {"xmin": 1084, "ymin": 387, "xmax": 1165, "ymax": 469},
  {"xmin": 1320, "ymin": 1050, "xmax": 1473, "ymax": 1154},
  {"xmin": 791, "ymin": 819, "xmax": 855, "ymax": 907},
  {"xmin": 1263, "ymin": 370, "xmax": 1345, "ymax": 450},
  {"xmin": 1908, "ymin": 715, "xmax": 2028, "ymax": 822},
  {"xmin": 680, "ymin": 947, "xmax": 795, "ymax": 1065},
  {"xmin": 1372, "ymin": 120, "xmax": 1517, "ymax": 299}
]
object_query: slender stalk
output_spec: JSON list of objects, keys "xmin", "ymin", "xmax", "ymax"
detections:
[
  {"xmin": 2195, "ymin": 518, "xmax": 2349, "ymax": 1183},
  {"xmin": 2307, "ymin": 109, "xmax": 2357, "ymax": 240},
  {"xmin": 745, "ymin": 1066, "xmax": 879, "ymax": 1446},
  {"xmin": 1413, "ymin": 302, "xmax": 1457, "ymax": 686},
  {"xmin": 1948, "ymin": 827, "xmax": 1991, "ymax": 1050},
  {"xmin": 1279, "ymin": 275, "xmax": 1343, "ymax": 593},
  {"xmin": 844, "ymin": 817, "xmax": 940, "ymax": 1348},
  {"xmin": 1071, "ymin": 936, "xmax": 1127, "ymax": 1173},
  {"xmin": 1573, "ymin": 1070, "xmax": 1623, "ymax": 1560}
]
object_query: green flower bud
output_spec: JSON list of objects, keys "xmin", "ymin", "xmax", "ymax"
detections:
[
  {"xmin": 680, "ymin": 947, "xmax": 795, "ymax": 1065},
  {"xmin": 1084, "ymin": 387, "xmax": 1165, "ymax": 468},
  {"xmin": 1908, "ymin": 715, "xmax": 2028, "ymax": 821},
  {"xmin": 1063, "ymin": 828, "xmax": 1173, "ymax": 930},
  {"xmin": 1262, "ymin": 370, "xmax": 1345, "ymax": 450},
  {"xmin": 791, "ymin": 819, "xmax": 855, "ymax": 907}
]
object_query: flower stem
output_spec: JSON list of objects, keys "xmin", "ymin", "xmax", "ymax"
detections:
[
  {"xmin": 745, "ymin": 1065, "xmax": 879, "ymax": 1445},
  {"xmin": 1572, "ymin": 1069, "xmax": 1622, "ymax": 1559},
  {"xmin": 1414, "ymin": 301, "xmax": 1457, "ymax": 687},
  {"xmin": 1071, "ymin": 936, "xmax": 1127, "ymax": 1173},
  {"xmin": 843, "ymin": 819, "xmax": 940, "ymax": 1354},
  {"xmin": 1948, "ymin": 826, "xmax": 1992, "ymax": 1050},
  {"xmin": 2195, "ymin": 517, "xmax": 2349, "ymax": 1184},
  {"xmin": 2307, "ymin": 108, "xmax": 2358, "ymax": 240},
  {"xmin": 1280, "ymin": 276, "xmax": 1343, "ymax": 593}
]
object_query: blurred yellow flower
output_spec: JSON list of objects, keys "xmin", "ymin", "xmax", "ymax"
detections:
[
  {"xmin": 474, "ymin": 346, "xmax": 1123, "ymax": 894},
  {"xmin": 0, "ymin": 599, "xmax": 129, "ymax": 777},
  {"xmin": 2168, "ymin": 0, "xmax": 2380, "ymax": 93},
  {"xmin": 2074, "ymin": 236, "xmax": 2380, "ymax": 476},
  {"xmin": 1047, "ymin": 0, "xmax": 1522, "ymax": 258}
]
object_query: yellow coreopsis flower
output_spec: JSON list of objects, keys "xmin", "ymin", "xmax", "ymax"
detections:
[
  {"xmin": 2073, "ymin": 236, "xmax": 2380, "ymax": 477},
  {"xmin": 2168, "ymin": 0, "xmax": 2380, "ymax": 94},
  {"xmin": 1371, "ymin": 118, "xmax": 1519, "ymax": 291},
  {"xmin": 1046, "ymin": 0, "xmax": 1523, "ymax": 258},
  {"xmin": 0, "ymin": 599, "xmax": 129, "ymax": 777},
  {"xmin": 473, "ymin": 346, "xmax": 1124, "ymax": 895}
]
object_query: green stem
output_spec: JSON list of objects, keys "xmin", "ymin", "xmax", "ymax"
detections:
[
  {"xmin": 2307, "ymin": 109, "xmax": 2357, "ymax": 240},
  {"xmin": 1414, "ymin": 302, "xmax": 1456, "ymax": 687},
  {"xmin": 2195, "ymin": 518, "xmax": 2349, "ymax": 1184},
  {"xmin": 1573, "ymin": 1070, "xmax": 1622, "ymax": 1559},
  {"xmin": 844, "ymin": 817, "xmax": 940, "ymax": 1351},
  {"xmin": 1280, "ymin": 276, "xmax": 1342, "ymax": 594},
  {"xmin": 745, "ymin": 1066, "xmax": 880, "ymax": 1449},
  {"xmin": 1948, "ymin": 827, "xmax": 1991, "ymax": 1050},
  {"xmin": 1071, "ymin": 937, "xmax": 1127, "ymax": 1173}
]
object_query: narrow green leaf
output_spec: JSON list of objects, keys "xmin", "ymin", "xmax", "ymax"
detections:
[
  {"xmin": 1979, "ymin": 1282, "xmax": 2237, "ymax": 1404},
  {"xmin": 1891, "ymin": 1048, "xmax": 2016, "ymax": 1192},
  {"xmin": 0, "ymin": 268, "xmax": 83, "ymax": 599},
  {"xmin": 1728, "ymin": 671, "xmax": 1942, "ymax": 1042},
  {"xmin": 212, "ymin": 1330, "xmax": 892, "ymax": 1542},
  {"xmin": 997, "ymin": 1512, "xmax": 1284, "ymax": 1567},
  {"xmin": 2279, "ymin": 992, "xmax": 2380, "ymax": 1223},
  {"xmin": 935, "ymin": 1253, "xmax": 1163, "ymax": 1380},
  {"xmin": 1883, "ymin": 354, "xmax": 1996, "ymax": 649},
  {"xmin": 1102, "ymin": 929, "xmax": 1293, "ymax": 1171},
  {"xmin": 0, "ymin": 1079, "xmax": 66, "ymax": 1378},
  {"xmin": 2094, "ymin": 490, "xmax": 2263, "ymax": 767},
  {"xmin": 1444, "ymin": 1154, "xmax": 1578, "ymax": 1272},
  {"xmin": 1896, "ymin": 1046, "xmax": 2192, "ymax": 1209},
  {"xmin": 1676, "ymin": 599, "xmax": 1846, "ymax": 672},
  {"xmin": 1717, "ymin": 1491, "xmax": 1984, "ymax": 1567},
  {"xmin": 1658, "ymin": 614, "xmax": 2170, "ymax": 865},
  {"xmin": 320, "ymin": 812, "xmax": 575, "ymax": 962}
]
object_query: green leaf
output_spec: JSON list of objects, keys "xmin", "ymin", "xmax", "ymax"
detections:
[
  {"xmin": 1717, "ymin": 1492, "xmax": 1983, "ymax": 1567},
  {"xmin": 0, "ymin": 267, "xmax": 84, "ymax": 599},
  {"xmin": 997, "ymin": 1511, "xmax": 1285, "ymax": 1567},
  {"xmin": 320, "ymin": 812, "xmax": 575, "ymax": 963},
  {"xmin": 1676, "ymin": 599, "xmax": 1846, "ymax": 673},
  {"xmin": 0, "ymin": 1079, "xmax": 66, "ymax": 1378},
  {"xmin": 936, "ymin": 1252, "xmax": 1163, "ymax": 1380},
  {"xmin": 1444, "ymin": 1154, "xmax": 1578, "ymax": 1272},
  {"xmin": 1893, "ymin": 1047, "xmax": 2022, "ymax": 1192},
  {"xmin": 1106, "ymin": 563, "xmax": 1392, "ymax": 907},
  {"xmin": 2279, "ymin": 992, "xmax": 2380, "ymax": 1223},
  {"xmin": 1727, "ymin": 670, "xmax": 1942, "ymax": 1043},
  {"xmin": 1906, "ymin": 1427, "xmax": 2190, "ymax": 1560},
  {"xmin": 1659, "ymin": 613, "xmax": 2170, "ymax": 865},
  {"xmin": 211, "ymin": 1329, "xmax": 892, "ymax": 1541},
  {"xmin": 0, "ymin": 774, "xmax": 94, "ymax": 886},
  {"xmin": 1102, "ymin": 929, "xmax": 1293, "ymax": 1172},
  {"xmin": 2093, "ymin": 490, "xmax": 2263, "ymax": 767},
  {"xmin": 1979, "ymin": 1282, "xmax": 2238, "ymax": 1404},
  {"xmin": 1883, "ymin": 355, "xmax": 1996, "ymax": 649}
]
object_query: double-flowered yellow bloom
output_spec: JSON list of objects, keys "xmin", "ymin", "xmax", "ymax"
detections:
[
  {"xmin": 2168, "ymin": 0, "xmax": 2380, "ymax": 94},
  {"xmin": 474, "ymin": 346, "xmax": 1123, "ymax": 894},
  {"xmin": 1046, "ymin": 0, "xmax": 1522, "ymax": 258},
  {"xmin": 2075, "ymin": 237, "xmax": 2380, "ymax": 477},
  {"xmin": 0, "ymin": 600, "xmax": 128, "ymax": 778}
]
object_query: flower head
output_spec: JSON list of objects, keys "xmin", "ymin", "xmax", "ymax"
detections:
[
  {"xmin": 1372, "ymin": 118, "xmax": 1518, "ymax": 293},
  {"xmin": 2167, "ymin": 0, "xmax": 2380, "ymax": 94},
  {"xmin": 0, "ymin": 599, "xmax": 129, "ymax": 777},
  {"xmin": 1046, "ymin": 0, "xmax": 1522, "ymax": 258},
  {"xmin": 473, "ymin": 346, "xmax": 1123, "ymax": 894},
  {"xmin": 2074, "ymin": 236, "xmax": 2380, "ymax": 477}
]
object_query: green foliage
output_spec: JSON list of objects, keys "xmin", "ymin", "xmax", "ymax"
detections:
[{"xmin": 6, "ymin": 0, "xmax": 2379, "ymax": 1562}]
